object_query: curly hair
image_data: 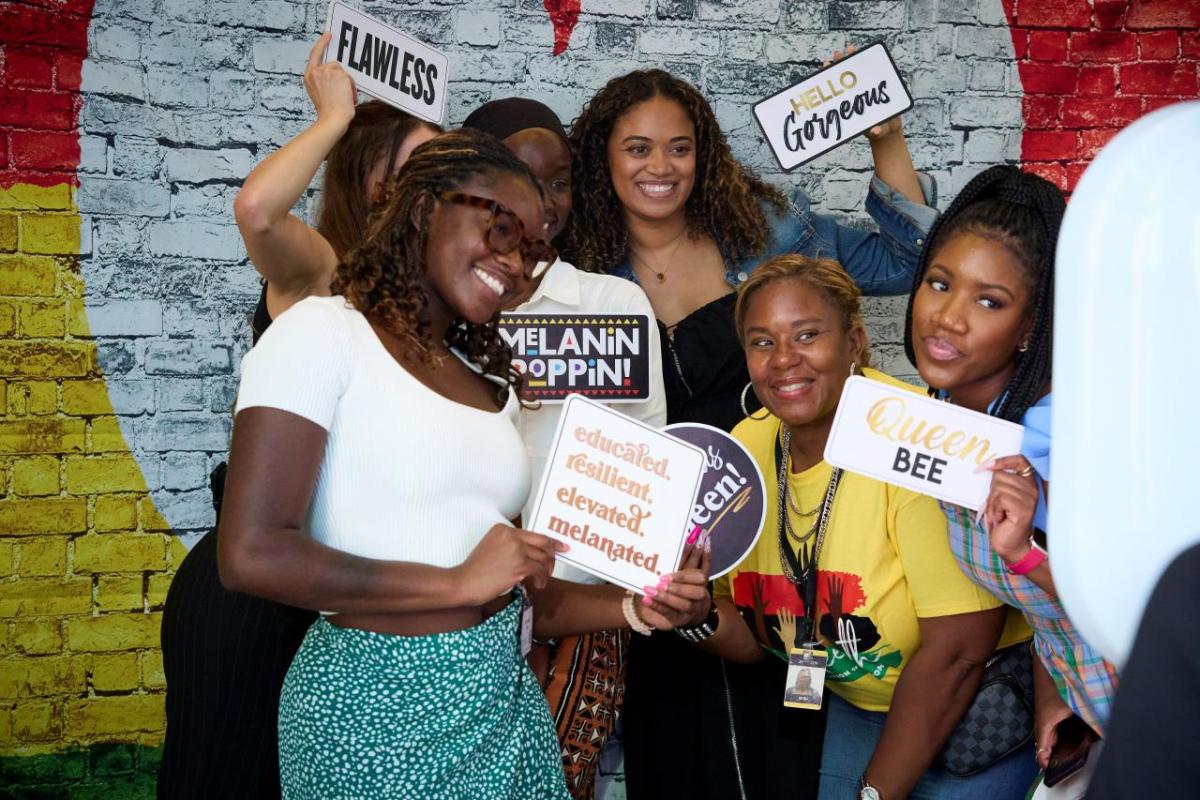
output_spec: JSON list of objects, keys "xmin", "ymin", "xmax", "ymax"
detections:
[
  {"xmin": 903, "ymin": 165, "xmax": 1065, "ymax": 423},
  {"xmin": 317, "ymin": 100, "xmax": 441, "ymax": 259},
  {"xmin": 329, "ymin": 128, "xmax": 541, "ymax": 401},
  {"xmin": 566, "ymin": 69, "xmax": 787, "ymax": 273},
  {"xmin": 735, "ymin": 254, "xmax": 872, "ymax": 369}
]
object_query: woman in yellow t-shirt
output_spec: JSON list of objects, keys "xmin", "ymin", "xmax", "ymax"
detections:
[{"xmin": 677, "ymin": 255, "xmax": 1036, "ymax": 799}]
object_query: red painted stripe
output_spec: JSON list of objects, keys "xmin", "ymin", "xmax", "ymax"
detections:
[
  {"xmin": 1004, "ymin": 0, "xmax": 1200, "ymax": 192},
  {"xmin": 0, "ymin": 0, "xmax": 95, "ymax": 188}
]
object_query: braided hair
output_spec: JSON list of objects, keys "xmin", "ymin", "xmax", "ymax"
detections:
[
  {"xmin": 566, "ymin": 69, "xmax": 787, "ymax": 273},
  {"xmin": 903, "ymin": 165, "xmax": 1065, "ymax": 423},
  {"xmin": 330, "ymin": 128, "xmax": 541, "ymax": 399}
]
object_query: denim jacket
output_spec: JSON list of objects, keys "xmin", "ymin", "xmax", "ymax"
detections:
[{"xmin": 608, "ymin": 173, "xmax": 939, "ymax": 295}]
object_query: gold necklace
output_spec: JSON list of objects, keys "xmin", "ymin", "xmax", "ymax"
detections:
[
  {"xmin": 786, "ymin": 484, "xmax": 821, "ymax": 518},
  {"xmin": 630, "ymin": 231, "xmax": 687, "ymax": 283}
]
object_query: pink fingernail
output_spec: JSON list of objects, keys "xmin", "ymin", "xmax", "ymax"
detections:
[
  {"xmin": 974, "ymin": 458, "xmax": 997, "ymax": 474},
  {"xmin": 659, "ymin": 575, "xmax": 673, "ymax": 586},
  {"xmin": 641, "ymin": 596, "xmax": 653, "ymax": 607},
  {"xmin": 686, "ymin": 525, "xmax": 702, "ymax": 545},
  {"xmin": 644, "ymin": 586, "xmax": 658, "ymax": 597}
]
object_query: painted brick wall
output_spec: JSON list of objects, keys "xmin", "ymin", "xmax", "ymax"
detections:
[
  {"xmin": 1, "ymin": 0, "xmax": 1197, "ymax": 797},
  {"xmin": 1003, "ymin": 0, "xmax": 1200, "ymax": 190},
  {"xmin": 1, "ymin": 1, "xmax": 182, "ymax": 796}
]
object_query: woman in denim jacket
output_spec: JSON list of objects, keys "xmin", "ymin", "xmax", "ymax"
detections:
[
  {"xmin": 566, "ymin": 67, "xmax": 938, "ymax": 799},
  {"xmin": 569, "ymin": 68, "xmax": 936, "ymax": 435}
]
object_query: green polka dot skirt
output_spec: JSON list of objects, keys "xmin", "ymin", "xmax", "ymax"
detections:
[{"xmin": 278, "ymin": 596, "xmax": 569, "ymax": 799}]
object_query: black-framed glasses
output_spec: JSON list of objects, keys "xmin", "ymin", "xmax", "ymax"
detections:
[{"xmin": 437, "ymin": 191, "xmax": 557, "ymax": 280}]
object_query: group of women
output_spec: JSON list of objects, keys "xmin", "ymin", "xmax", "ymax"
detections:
[{"xmin": 156, "ymin": 30, "xmax": 1117, "ymax": 800}]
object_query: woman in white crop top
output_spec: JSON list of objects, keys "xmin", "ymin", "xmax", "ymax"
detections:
[{"xmin": 217, "ymin": 130, "xmax": 710, "ymax": 799}]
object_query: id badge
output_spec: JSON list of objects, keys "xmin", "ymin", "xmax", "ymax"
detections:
[
  {"xmin": 783, "ymin": 644, "xmax": 827, "ymax": 710},
  {"xmin": 519, "ymin": 591, "xmax": 534, "ymax": 657}
]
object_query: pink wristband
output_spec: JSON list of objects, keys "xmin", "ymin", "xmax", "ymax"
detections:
[{"xmin": 1005, "ymin": 541, "xmax": 1047, "ymax": 576}]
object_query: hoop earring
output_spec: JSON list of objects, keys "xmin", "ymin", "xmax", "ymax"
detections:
[
  {"xmin": 740, "ymin": 382, "xmax": 770, "ymax": 421},
  {"xmin": 850, "ymin": 361, "xmax": 858, "ymax": 376},
  {"xmin": 1017, "ymin": 341, "xmax": 1030, "ymax": 353}
]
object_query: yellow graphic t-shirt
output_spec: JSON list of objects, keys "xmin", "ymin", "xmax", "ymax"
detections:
[{"xmin": 714, "ymin": 368, "xmax": 1026, "ymax": 713}]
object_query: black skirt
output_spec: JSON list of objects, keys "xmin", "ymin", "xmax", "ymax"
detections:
[
  {"xmin": 157, "ymin": 472, "xmax": 317, "ymax": 799},
  {"xmin": 157, "ymin": 286, "xmax": 317, "ymax": 799}
]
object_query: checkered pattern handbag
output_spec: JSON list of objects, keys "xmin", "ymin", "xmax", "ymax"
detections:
[{"xmin": 937, "ymin": 643, "xmax": 1035, "ymax": 777}]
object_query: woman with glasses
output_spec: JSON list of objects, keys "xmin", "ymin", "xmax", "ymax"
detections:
[{"xmin": 217, "ymin": 129, "xmax": 710, "ymax": 797}]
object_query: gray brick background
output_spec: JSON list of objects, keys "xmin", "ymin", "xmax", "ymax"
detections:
[
  {"xmin": 69, "ymin": 1, "xmax": 1023, "ymax": 795},
  {"xmin": 78, "ymin": 0, "xmax": 1020, "ymax": 545}
]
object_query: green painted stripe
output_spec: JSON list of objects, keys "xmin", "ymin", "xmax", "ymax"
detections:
[{"xmin": 0, "ymin": 744, "xmax": 161, "ymax": 799}]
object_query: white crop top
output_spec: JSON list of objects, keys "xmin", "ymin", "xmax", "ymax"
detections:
[{"xmin": 235, "ymin": 295, "xmax": 530, "ymax": 568}]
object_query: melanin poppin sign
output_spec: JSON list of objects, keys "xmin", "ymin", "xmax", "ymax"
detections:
[
  {"xmin": 753, "ymin": 42, "xmax": 912, "ymax": 171},
  {"xmin": 500, "ymin": 313, "xmax": 652, "ymax": 403},
  {"xmin": 324, "ymin": 1, "xmax": 448, "ymax": 125}
]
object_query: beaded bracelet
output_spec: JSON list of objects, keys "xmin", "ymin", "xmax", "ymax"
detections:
[
  {"xmin": 622, "ymin": 591, "xmax": 653, "ymax": 636},
  {"xmin": 675, "ymin": 603, "xmax": 720, "ymax": 643}
]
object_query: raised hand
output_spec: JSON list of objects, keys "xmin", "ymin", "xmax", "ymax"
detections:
[
  {"xmin": 773, "ymin": 607, "xmax": 797, "ymax": 650},
  {"xmin": 977, "ymin": 455, "xmax": 1041, "ymax": 564},
  {"xmin": 455, "ymin": 524, "xmax": 566, "ymax": 606},
  {"xmin": 304, "ymin": 32, "xmax": 358, "ymax": 125},
  {"xmin": 827, "ymin": 574, "xmax": 845, "ymax": 620},
  {"xmin": 749, "ymin": 575, "xmax": 772, "ymax": 645}
]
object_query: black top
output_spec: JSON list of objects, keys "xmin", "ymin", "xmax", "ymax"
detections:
[
  {"xmin": 210, "ymin": 284, "xmax": 273, "ymax": 515},
  {"xmin": 1089, "ymin": 543, "xmax": 1200, "ymax": 798},
  {"xmin": 251, "ymin": 282, "xmax": 273, "ymax": 344},
  {"xmin": 659, "ymin": 293, "xmax": 761, "ymax": 432}
]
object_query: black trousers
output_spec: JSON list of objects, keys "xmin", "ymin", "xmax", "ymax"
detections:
[
  {"xmin": 622, "ymin": 632, "xmax": 825, "ymax": 800},
  {"xmin": 156, "ymin": 467, "xmax": 317, "ymax": 800}
]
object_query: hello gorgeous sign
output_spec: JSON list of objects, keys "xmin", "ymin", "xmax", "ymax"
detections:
[
  {"xmin": 824, "ymin": 376, "xmax": 1025, "ymax": 510},
  {"xmin": 528, "ymin": 395, "xmax": 706, "ymax": 592},
  {"xmin": 753, "ymin": 43, "xmax": 913, "ymax": 171}
]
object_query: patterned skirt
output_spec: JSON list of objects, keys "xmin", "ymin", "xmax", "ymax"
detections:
[
  {"xmin": 278, "ymin": 597, "xmax": 569, "ymax": 800},
  {"xmin": 543, "ymin": 629, "xmax": 629, "ymax": 800}
]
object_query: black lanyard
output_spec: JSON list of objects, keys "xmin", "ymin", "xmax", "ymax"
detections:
[{"xmin": 774, "ymin": 426, "xmax": 842, "ymax": 647}]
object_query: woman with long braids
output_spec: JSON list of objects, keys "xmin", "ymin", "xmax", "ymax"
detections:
[
  {"xmin": 217, "ymin": 129, "xmax": 710, "ymax": 797},
  {"xmin": 566, "ymin": 65, "xmax": 938, "ymax": 799},
  {"xmin": 158, "ymin": 34, "xmax": 438, "ymax": 799},
  {"xmin": 906, "ymin": 165, "xmax": 1118, "ymax": 781}
]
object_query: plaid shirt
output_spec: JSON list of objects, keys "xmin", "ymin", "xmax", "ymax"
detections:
[{"xmin": 942, "ymin": 500, "xmax": 1118, "ymax": 733}]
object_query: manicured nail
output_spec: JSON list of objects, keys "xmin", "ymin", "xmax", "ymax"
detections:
[
  {"xmin": 687, "ymin": 525, "xmax": 702, "ymax": 545},
  {"xmin": 641, "ymin": 596, "xmax": 654, "ymax": 607},
  {"xmin": 644, "ymin": 586, "xmax": 659, "ymax": 598},
  {"xmin": 704, "ymin": 538, "xmax": 712, "ymax": 554},
  {"xmin": 659, "ymin": 575, "xmax": 673, "ymax": 586},
  {"xmin": 974, "ymin": 458, "xmax": 997, "ymax": 474}
]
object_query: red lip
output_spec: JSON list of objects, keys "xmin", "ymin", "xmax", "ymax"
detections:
[{"xmin": 923, "ymin": 336, "xmax": 963, "ymax": 361}]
